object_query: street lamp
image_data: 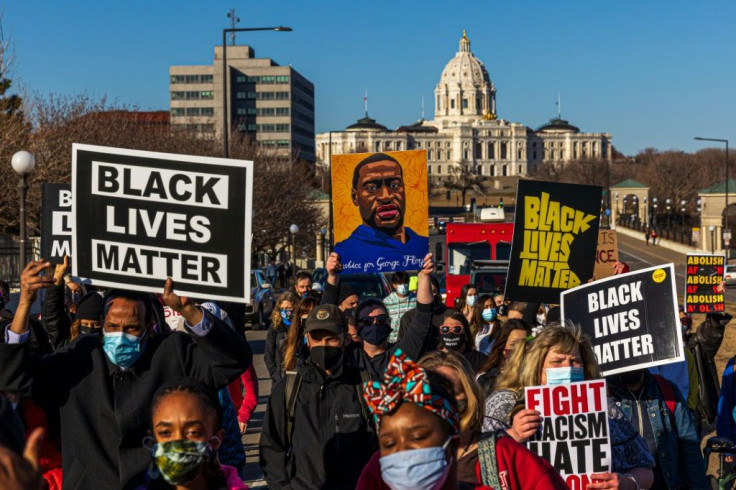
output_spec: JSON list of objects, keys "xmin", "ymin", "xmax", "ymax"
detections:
[
  {"xmin": 289, "ymin": 223, "xmax": 299, "ymax": 279},
  {"xmin": 652, "ymin": 197, "xmax": 658, "ymax": 227},
  {"xmin": 12, "ymin": 151, "xmax": 36, "ymax": 272},
  {"xmin": 695, "ymin": 137, "xmax": 729, "ymax": 249},
  {"xmin": 222, "ymin": 25, "xmax": 293, "ymax": 158},
  {"xmin": 320, "ymin": 227, "xmax": 327, "ymax": 263},
  {"xmin": 710, "ymin": 225, "xmax": 716, "ymax": 254}
]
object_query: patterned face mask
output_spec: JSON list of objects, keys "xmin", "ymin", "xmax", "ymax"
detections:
[{"xmin": 150, "ymin": 438, "xmax": 216, "ymax": 485}]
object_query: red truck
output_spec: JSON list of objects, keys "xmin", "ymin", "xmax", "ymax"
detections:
[{"xmin": 444, "ymin": 221, "xmax": 514, "ymax": 307}]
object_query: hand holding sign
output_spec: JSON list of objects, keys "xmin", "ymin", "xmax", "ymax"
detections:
[
  {"xmin": 509, "ymin": 408, "xmax": 541, "ymax": 442},
  {"xmin": 162, "ymin": 277, "xmax": 203, "ymax": 327}
]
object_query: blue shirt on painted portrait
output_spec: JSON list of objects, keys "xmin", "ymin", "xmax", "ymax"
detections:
[{"xmin": 335, "ymin": 224, "xmax": 429, "ymax": 273}]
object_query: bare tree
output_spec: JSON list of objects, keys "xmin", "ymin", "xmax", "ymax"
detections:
[{"xmin": 443, "ymin": 164, "xmax": 487, "ymax": 207}]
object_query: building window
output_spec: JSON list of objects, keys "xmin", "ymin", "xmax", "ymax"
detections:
[
  {"xmin": 500, "ymin": 142, "xmax": 507, "ymax": 160},
  {"xmin": 276, "ymin": 107, "xmax": 290, "ymax": 116},
  {"xmin": 502, "ymin": 165, "xmax": 508, "ymax": 177},
  {"xmin": 171, "ymin": 108, "xmax": 185, "ymax": 117},
  {"xmin": 438, "ymin": 165, "xmax": 442, "ymax": 174},
  {"xmin": 463, "ymin": 150, "xmax": 469, "ymax": 160},
  {"xmin": 276, "ymin": 92, "xmax": 290, "ymax": 100},
  {"xmin": 428, "ymin": 150, "xmax": 433, "ymax": 160},
  {"xmin": 438, "ymin": 150, "xmax": 443, "ymax": 160},
  {"xmin": 488, "ymin": 142, "xmax": 495, "ymax": 160},
  {"xmin": 200, "ymin": 91, "xmax": 213, "ymax": 99},
  {"xmin": 517, "ymin": 149, "xmax": 522, "ymax": 159},
  {"xmin": 436, "ymin": 95, "xmax": 440, "ymax": 111},
  {"xmin": 276, "ymin": 75, "xmax": 290, "ymax": 84},
  {"xmin": 451, "ymin": 99, "xmax": 455, "ymax": 109},
  {"xmin": 447, "ymin": 150, "xmax": 452, "ymax": 160},
  {"xmin": 375, "ymin": 142, "xmax": 381, "ymax": 152},
  {"xmin": 533, "ymin": 151, "xmax": 537, "ymax": 159},
  {"xmin": 428, "ymin": 165, "xmax": 432, "ymax": 174},
  {"xmin": 462, "ymin": 98, "xmax": 468, "ymax": 109},
  {"xmin": 170, "ymin": 74, "xmax": 213, "ymax": 84}
]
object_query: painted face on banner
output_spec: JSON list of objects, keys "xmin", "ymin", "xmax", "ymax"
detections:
[{"xmin": 352, "ymin": 160, "xmax": 405, "ymax": 233}]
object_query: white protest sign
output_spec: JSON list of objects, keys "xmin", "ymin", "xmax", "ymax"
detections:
[{"xmin": 526, "ymin": 380, "xmax": 611, "ymax": 489}]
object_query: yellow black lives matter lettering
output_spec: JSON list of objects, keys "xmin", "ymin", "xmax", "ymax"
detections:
[{"xmin": 519, "ymin": 192, "xmax": 596, "ymax": 289}]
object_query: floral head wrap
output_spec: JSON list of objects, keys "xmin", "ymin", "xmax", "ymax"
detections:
[{"xmin": 362, "ymin": 349, "xmax": 459, "ymax": 434}]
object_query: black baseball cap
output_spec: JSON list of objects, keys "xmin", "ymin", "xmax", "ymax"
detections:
[{"xmin": 304, "ymin": 304, "xmax": 347, "ymax": 334}]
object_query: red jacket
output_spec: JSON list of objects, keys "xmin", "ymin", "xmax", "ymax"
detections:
[
  {"xmin": 227, "ymin": 365, "xmax": 259, "ymax": 425},
  {"xmin": 356, "ymin": 436, "xmax": 567, "ymax": 490}
]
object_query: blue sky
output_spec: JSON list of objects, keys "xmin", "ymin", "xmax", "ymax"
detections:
[{"xmin": 6, "ymin": 1, "xmax": 736, "ymax": 156}]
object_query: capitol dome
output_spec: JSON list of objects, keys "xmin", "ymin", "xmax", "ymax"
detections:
[{"xmin": 434, "ymin": 30, "xmax": 496, "ymax": 123}]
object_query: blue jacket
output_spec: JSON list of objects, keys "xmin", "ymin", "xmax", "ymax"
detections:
[
  {"xmin": 609, "ymin": 373, "xmax": 707, "ymax": 489},
  {"xmin": 717, "ymin": 356, "xmax": 736, "ymax": 442}
]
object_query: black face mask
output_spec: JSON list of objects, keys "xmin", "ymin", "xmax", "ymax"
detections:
[
  {"xmin": 79, "ymin": 326, "xmax": 99, "ymax": 335},
  {"xmin": 617, "ymin": 370, "xmax": 645, "ymax": 387},
  {"xmin": 359, "ymin": 322, "xmax": 393, "ymax": 346},
  {"xmin": 440, "ymin": 333, "xmax": 465, "ymax": 351},
  {"xmin": 310, "ymin": 346, "xmax": 344, "ymax": 372}
]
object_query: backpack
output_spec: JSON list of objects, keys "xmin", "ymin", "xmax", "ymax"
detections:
[
  {"xmin": 284, "ymin": 369, "xmax": 373, "ymax": 448},
  {"xmin": 477, "ymin": 430, "xmax": 507, "ymax": 488}
]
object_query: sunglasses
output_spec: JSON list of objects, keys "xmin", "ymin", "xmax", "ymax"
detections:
[
  {"xmin": 358, "ymin": 314, "xmax": 390, "ymax": 327},
  {"xmin": 439, "ymin": 325, "xmax": 464, "ymax": 334}
]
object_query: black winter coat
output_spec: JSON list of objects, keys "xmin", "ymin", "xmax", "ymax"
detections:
[
  {"xmin": 259, "ymin": 358, "xmax": 377, "ymax": 489},
  {"xmin": 42, "ymin": 284, "xmax": 72, "ymax": 349},
  {"xmin": 265, "ymin": 323, "xmax": 289, "ymax": 382},
  {"xmin": 0, "ymin": 311, "xmax": 251, "ymax": 490}
]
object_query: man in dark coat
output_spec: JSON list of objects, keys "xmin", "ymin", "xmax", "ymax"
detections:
[
  {"xmin": 0, "ymin": 260, "xmax": 252, "ymax": 489},
  {"xmin": 260, "ymin": 303, "xmax": 377, "ymax": 489}
]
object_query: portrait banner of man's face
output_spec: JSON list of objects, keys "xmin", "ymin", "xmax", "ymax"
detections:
[{"xmin": 332, "ymin": 149, "xmax": 429, "ymax": 273}]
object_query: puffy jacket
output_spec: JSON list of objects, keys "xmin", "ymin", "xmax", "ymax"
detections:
[
  {"xmin": 264, "ymin": 323, "xmax": 289, "ymax": 383},
  {"xmin": 259, "ymin": 358, "xmax": 377, "ymax": 489},
  {"xmin": 690, "ymin": 313, "xmax": 731, "ymax": 425},
  {"xmin": 609, "ymin": 372, "xmax": 707, "ymax": 489}
]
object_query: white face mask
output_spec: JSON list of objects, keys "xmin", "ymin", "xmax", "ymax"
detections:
[
  {"xmin": 396, "ymin": 284, "xmax": 409, "ymax": 296},
  {"xmin": 466, "ymin": 295, "xmax": 477, "ymax": 307},
  {"xmin": 536, "ymin": 314, "xmax": 546, "ymax": 326}
]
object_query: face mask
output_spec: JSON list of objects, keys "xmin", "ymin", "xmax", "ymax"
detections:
[
  {"xmin": 280, "ymin": 309, "xmax": 294, "ymax": 326},
  {"xmin": 151, "ymin": 438, "xmax": 215, "ymax": 485},
  {"xmin": 103, "ymin": 330, "xmax": 146, "ymax": 369},
  {"xmin": 301, "ymin": 292, "xmax": 310, "ymax": 299},
  {"xmin": 456, "ymin": 399, "xmax": 468, "ymax": 414},
  {"xmin": 536, "ymin": 314, "xmax": 546, "ymax": 326},
  {"xmin": 481, "ymin": 308, "xmax": 497, "ymax": 322},
  {"xmin": 617, "ymin": 370, "xmax": 645, "ymax": 387},
  {"xmin": 545, "ymin": 366, "xmax": 584, "ymax": 386},
  {"xmin": 396, "ymin": 284, "xmax": 409, "ymax": 296},
  {"xmin": 380, "ymin": 438, "xmax": 453, "ymax": 490},
  {"xmin": 79, "ymin": 326, "xmax": 99, "ymax": 335},
  {"xmin": 360, "ymin": 322, "xmax": 393, "ymax": 346},
  {"xmin": 465, "ymin": 295, "xmax": 477, "ymax": 307},
  {"xmin": 310, "ymin": 345, "xmax": 344, "ymax": 372},
  {"xmin": 440, "ymin": 333, "xmax": 465, "ymax": 351}
]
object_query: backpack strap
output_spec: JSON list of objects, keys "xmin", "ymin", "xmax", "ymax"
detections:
[
  {"xmin": 284, "ymin": 370, "xmax": 302, "ymax": 450},
  {"xmin": 652, "ymin": 374, "xmax": 676, "ymax": 427},
  {"xmin": 477, "ymin": 430, "xmax": 504, "ymax": 488}
]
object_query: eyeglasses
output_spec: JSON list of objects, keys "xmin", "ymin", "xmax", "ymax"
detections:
[
  {"xmin": 439, "ymin": 325, "xmax": 464, "ymax": 334},
  {"xmin": 358, "ymin": 314, "xmax": 390, "ymax": 327}
]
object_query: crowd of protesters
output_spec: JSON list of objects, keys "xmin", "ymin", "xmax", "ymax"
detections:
[{"xmin": 2, "ymin": 249, "xmax": 736, "ymax": 490}]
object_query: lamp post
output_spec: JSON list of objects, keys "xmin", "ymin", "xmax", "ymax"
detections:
[
  {"xmin": 695, "ymin": 137, "xmax": 729, "ymax": 252},
  {"xmin": 710, "ymin": 225, "xmax": 716, "ymax": 254},
  {"xmin": 289, "ymin": 223, "xmax": 299, "ymax": 279},
  {"xmin": 12, "ymin": 151, "xmax": 36, "ymax": 272},
  {"xmin": 221, "ymin": 26, "xmax": 292, "ymax": 158},
  {"xmin": 320, "ymin": 227, "xmax": 327, "ymax": 264},
  {"xmin": 652, "ymin": 197, "xmax": 658, "ymax": 228},
  {"xmin": 643, "ymin": 197, "xmax": 648, "ymax": 227},
  {"xmin": 666, "ymin": 198, "xmax": 672, "ymax": 228}
]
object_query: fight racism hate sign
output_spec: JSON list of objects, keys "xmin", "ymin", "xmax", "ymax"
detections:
[
  {"xmin": 72, "ymin": 144, "xmax": 253, "ymax": 303},
  {"xmin": 526, "ymin": 380, "xmax": 611, "ymax": 489},
  {"xmin": 560, "ymin": 264, "xmax": 683, "ymax": 376},
  {"xmin": 505, "ymin": 180, "xmax": 602, "ymax": 304}
]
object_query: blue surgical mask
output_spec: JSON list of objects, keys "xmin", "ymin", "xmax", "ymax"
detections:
[
  {"xmin": 380, "ymin": 438, "xmax": 452, "ymax": 490},
  {"xmin": 481, "ymin": 308, "xmax": 497, "ymax": 322},
  {"xmin": 103, "ymin": 330, "xmax": 146, "ymax": 368},
  {"xmin": 396, "ymin": 284, "xmax": 409, "ymax": 296},
  {"xmin": 466, "ymin": 295, "xmax": 477, "ymax": 307},
  {"xmin": 545, "ymin": 366, "xmax": 584, "ymax": 385}
]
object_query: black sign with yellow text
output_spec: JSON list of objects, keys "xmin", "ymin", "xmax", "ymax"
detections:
[
  {"xmin": 504, "ymin": 180, "xmax": 601, "ymax": 304},
  {"xmin": 685, "ymin": 253, "xmax": 725, "ymax": 314}
]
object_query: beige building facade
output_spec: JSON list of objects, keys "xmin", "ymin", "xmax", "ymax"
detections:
[
  {"xmin": 170, "ymin": 46, "xmax": 315, "ymax": 162},
  {"xmin": 316, "ymin": 31, "xmax": 611, "ymax": 181}
]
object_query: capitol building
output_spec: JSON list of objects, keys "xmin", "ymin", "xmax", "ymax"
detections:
[{"xmin": 316, "ymin": 31, "xmax": 612, "ymax": 182}]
